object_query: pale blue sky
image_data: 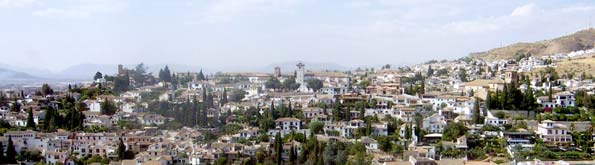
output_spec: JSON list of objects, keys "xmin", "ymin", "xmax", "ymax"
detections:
[{"xmin": 1, "ymin": 0, "xmax": 594, "ymax": 71}]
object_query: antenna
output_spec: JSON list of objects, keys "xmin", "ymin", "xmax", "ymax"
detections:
[{"xmin": 589, "ymin": 15, "xmax": 592, "ymax": 29}]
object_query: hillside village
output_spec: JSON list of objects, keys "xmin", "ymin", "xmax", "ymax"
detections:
[{"xmin": 1, "ymin": 41, "xmax": 595, "ymax": 165}]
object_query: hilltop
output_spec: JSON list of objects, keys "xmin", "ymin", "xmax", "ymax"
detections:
[{"xmin": 469, "ymin": 28, "xmax": 595, "ymax": 61}]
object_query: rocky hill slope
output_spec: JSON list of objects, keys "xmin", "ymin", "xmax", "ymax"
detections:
[{"xmin": 469, "ymin": 28, "xmax": 595, "ymax": 61}]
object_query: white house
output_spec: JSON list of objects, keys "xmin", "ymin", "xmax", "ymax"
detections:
[
  {"xmin": 536, "ymin": 120, "xmax": 572, "ymax": 144},
  {"xmin": 423, "ymin": 114, "xmax": 446, "ymax": 133},
  {"xmin": 537, "ymin": 91, "xmax": 576, "ymax": 108},
  {"xmin": 85, "ymin": 100, "xmax": 102, "ymax": 112},
  {"xmin": 484, "ymin": 111, "xmax": 508, "ymax": 126},
  {"xmin": 275, "ymin": 117, "xmax": 302, "ymax": 131}
]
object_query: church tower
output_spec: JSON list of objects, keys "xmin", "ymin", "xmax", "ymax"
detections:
[
  {"xmin": 296, "ymin": 62, "xmax": 307, "ymax": 92},
  {"xmin": 274, "ymin": 66, "xmax": 281, "ymax": 77}
]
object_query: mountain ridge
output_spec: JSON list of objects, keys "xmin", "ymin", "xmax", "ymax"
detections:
[{"xmin": 469, "ymin": 28, "xmax": 595, "ymax": 61}]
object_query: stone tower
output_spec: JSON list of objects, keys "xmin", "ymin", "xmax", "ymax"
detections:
[
  {"xmin": 296, "ymin": 63, "xmax": 307, "ymax": 92},
  {"xmin": 274, "ymin": 66, "xmax": 281, "ymax": 77},
  {"xmin": 505, "ymin": 70, "xmax": 518, "ymax": 85},
  {"xmin": 296, "ymin": 63, "xmax": 305, "ymax": 84}
]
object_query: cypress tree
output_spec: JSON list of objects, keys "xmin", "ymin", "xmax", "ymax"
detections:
[
  {"xmin": 289, "ymin": 144, "xmax": 296, "ymax": 162},
  {"xmin": 344, "ymin": 106, "xmax": 351, "ymax": 121},
  {"xmin": 117, "ymin": 138, "xmax": 126, "ymax": 160},
  {"xmin": 275, "ymin": 132, "xmax": 282, "ymax": 165},
  {"xmin": 473, "ymin": 98, "xmax": 482, "ymax": 124},
  {"xmin": 6, "ymin": 137, "xmax": 17, "ymax": 164},
  {"xmin": 198, "ymin": 70, "xmax": 205, "ymax": 81},
  {"xmin": 158, "ymin": 69, "xmax": 164, "ymax": 81},
  {"xmin": 485, "ymin": 91, "xmax": 492, "ymax": 109},
  {"xmin": 495, "ymin": 90, "xmax": 500, "ymax": 109},
  {"xmin": 270, "ymin": 101, "xmax": 276, "ymax": 119},
  {"xmin": 288, "ymin": 101, "xmax": 292, "ymax": 112},
  {"xmin": 26, "ymin": 108, "xmax": 36, "ymax": 130},
  {"xmin": 548, "ymin": 82, "xmax": 553, "ymax": 102},
  {"xmin": 0, "ymin": 141, "xmax": 4, "ymax": 163},
  {"xmin": 171, "ymin": 73, "xmax": 178, "ymax": 89},
  {"xmin": 163, "ymin": 65, "xmax": 171, "ymax": 82},
  {"xmin": 201, "ymin": 89, "xmax": 208, "ymax": 127},
  {"xmin": 193, "ymin": 96, "xmax": 199, "ymax": 127},
  {"xmin": 502, "ymin": 85, "xmax": 508, "ymax": 109},
  {"xmin": 221, "ymin": 88, "xmax": 228, "ymax": 106}
]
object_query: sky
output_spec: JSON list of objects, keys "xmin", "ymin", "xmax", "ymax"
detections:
[{"xmin": 1, "ymin": 0, "xmax": 594, "ymax": 72}]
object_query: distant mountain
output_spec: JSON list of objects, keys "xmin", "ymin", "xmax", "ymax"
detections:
[
  {"xmin": 0, "ymin": 68, "xmax": 38, "ymax": 80},
  {"xmin": 470, "ymin": 28, "xmax": 595, "ymax": 61}
]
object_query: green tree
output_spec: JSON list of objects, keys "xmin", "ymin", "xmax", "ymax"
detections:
[
  {"xmin": 221, "ymin": 88, "xmax": 228, "ymax": 106},
  {"xmin": 229, "ymin": 90, "xmax": 247, "ymax": 102},
  {"xmin": 94, "ymin": 72, "xmax": 103, "ymax": 80},
  {"xmin": 289, "ymin": 144, "xmax": 297, "ymax": 163},
  {"xmin": 117, "ymin": 138, "xmax": 126, "ymax": 160},
  {"xmin": 5, "ymin": 137, "xmax": 17, "ymax": 164},
  {"xmin": 100, "ymin": 98, "xmax": 117, "ymax": 115},
  {"xmin": 113, "ymin": 72, "xmax": 130, "ymax": 93},
  {"xmin": 133, "ymin": 63, "xmax": 148, "ymax": 86},
  {"xmin": 307, "ymin": 79, "xmax": 324, "ymax": 92},
  {"xmin": 309, "ymin": 120, "xmax": 324, "ymax": 134},
  {"xmin": 265, "ymin": 77, "xmax": 282, "ymax": 90},
  {"xmin": 26, "ymin": 108, "xmax": 36, "ymax": 130},
  {"xmin": 197, "ymin": 69, "xmax": 205, "ymax": 81},
  {"xmin": 472, "ymin": 98, "xmax": 482, "ymax": 124},
  {"xmin": 427, "ymin": 65, "xmax": 433, "ymax": 77},
  {"xmin": 41, "ymin": 83, "xmax": 54, "ymax": 96},
  {"xmin": 282, "ymin": 77, "xmax": 300, "ymax": 91},
  {"xmin": 458, "ymin": 69, "xmax": 468, "ymax": 82},
  {"xmin": 275, "ymin": 132, "xmax": 283, "ymax": 165},
  {"xmin": 442, "ymin": 122, "xmax": 468, "ymax": 141},
  {"xmin": 0, "ymin": 142, "xmax": 4, "ymax": 163},
  {"xmin": 215, "ymin": 157, "xmax": 227, "ymax": 165}
]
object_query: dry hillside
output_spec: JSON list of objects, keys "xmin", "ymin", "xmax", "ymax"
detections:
[
  {"xmin": 469, "ymin": 28, "xmax": 595, "ymax": 61},
  {"xmin": 532, "ymin": 55, "xmax": 595, "ymax": 78}
]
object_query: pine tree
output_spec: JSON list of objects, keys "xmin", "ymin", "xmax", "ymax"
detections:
[
  {"xmin": 5, "ymin": 137, "xmax": 17, "ymax": 164},
  {"xmin": 26, "ymin": 108, "xmax": 36, "ymax": 130}
]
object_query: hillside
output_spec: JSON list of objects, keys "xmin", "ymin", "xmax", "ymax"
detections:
[
  {"xmin": 469, "ymin": 28, "xmax": 595, "ymax": 61},
  {"xmin": 0, "ymin": 68, "xmax": 38, "ymax": 80},
  {"xmin": 533, "ymin": 55, "xmax": 595, "ymax": 78}
]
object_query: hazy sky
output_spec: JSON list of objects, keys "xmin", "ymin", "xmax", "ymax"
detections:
[{"xmin": 1, "ymin": 0, "xmax": 594, "ymax": 71}]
